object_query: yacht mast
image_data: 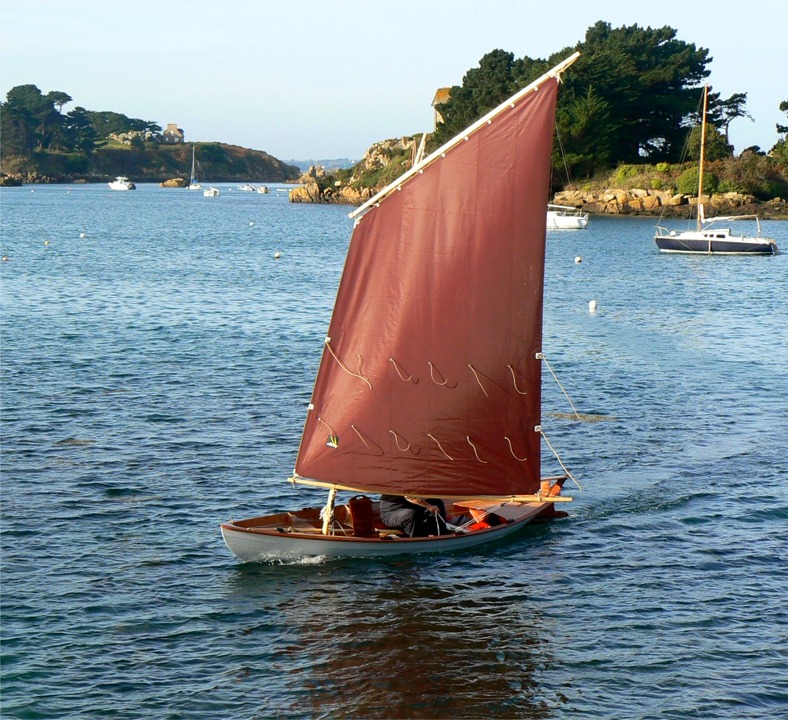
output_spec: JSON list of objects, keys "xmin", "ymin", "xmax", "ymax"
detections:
[{"xmin": 697, "ymin": 85, "xmax": 708, "ymax": 232}]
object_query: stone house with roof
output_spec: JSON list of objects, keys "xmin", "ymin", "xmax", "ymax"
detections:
[{"xmin": 161, "ymin": 123, "xmax": 185, "ymax": 144}]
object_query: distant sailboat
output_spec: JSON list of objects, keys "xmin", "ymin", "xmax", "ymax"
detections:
[
  {"xmin": 221, "ymin": 53, "xmax": 582, "ymax": 562},
  {"xmin": 188, "ymin": 146, "xmax": 202, "ymax": 190},
  {"xmin": 654, "ymin": 85, "xmax": 778, "ymax": 255}
]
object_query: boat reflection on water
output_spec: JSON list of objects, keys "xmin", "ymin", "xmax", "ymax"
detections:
[{"xmin": 224, "ymin": 558, "xmax": 557, "ymax": 718}]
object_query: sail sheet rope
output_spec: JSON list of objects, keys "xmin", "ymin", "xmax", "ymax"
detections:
[
  {"xmin": 440, "ymin": 503, "xmax": 508, "ymax": 534},
  {"xmin": 540, "ymin": 354, "xmax": 614, "ymax": 422},
  {"xmin": 539, "ymin": 428, "xmax": 582, "ymax": 490}
]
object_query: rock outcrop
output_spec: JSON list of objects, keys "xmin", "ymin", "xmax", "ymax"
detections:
[
  {"xmin": 290, "ymin": 137, "xmax": 419, "ymax": 206},
  {"xmin": 289, "ymin": 180, "xmax": 375, "ymax": 205},
  {"xmin": 553, "ymin": 188, "xmax": 787, "ymax": 219}
]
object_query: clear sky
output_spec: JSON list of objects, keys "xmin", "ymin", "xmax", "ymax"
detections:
[{"xmin": 1, "ymin": 0, "xmax": 786, "ymax": 162}]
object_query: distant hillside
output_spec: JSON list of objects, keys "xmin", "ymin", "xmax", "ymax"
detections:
[
  {"xmin": 1, "ymin": 142, "xmax": 300, "ymax": 185},
  {"xmin": 287, "ymin": 158, "xmax": 357, "ymax": 172}
]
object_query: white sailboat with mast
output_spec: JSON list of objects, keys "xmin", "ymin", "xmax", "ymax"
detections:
[
  {"xmin": 221, "ymin": 53, "xmax": 583, "ymax": 562},
  {"xmin": 654, "ymin": 85, "xmax": 778, "ymax": 255},
  {"xmin": 188, "ymin": 145, "xmax": 202, "ymax": 191}
]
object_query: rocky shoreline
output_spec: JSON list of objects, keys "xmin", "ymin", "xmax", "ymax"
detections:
[
  {"xmin": 552, "ymin": 188, "xmax": 788, "ymax": 220},
  {"xmin": 288, "ymin": 177, "xmax": 788, "ymax": 220},
  {"xmin": 3, "ymin": 167, "xmax": 786, "ymax": 221}
]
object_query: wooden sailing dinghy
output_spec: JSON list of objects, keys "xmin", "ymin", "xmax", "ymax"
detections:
[{"xmin": 221, "ymin": 53, "xmax": 581, "ymax": 561}]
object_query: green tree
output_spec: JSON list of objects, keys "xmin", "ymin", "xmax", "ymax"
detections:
[
  {"xmin": 47, "ymin": 91, "xmax": 72, "ymax": 114},
  {"xmin": 776, "ymin": 99, "xmax": 788, "ymax": 134},
  {"xmin": 553, "ymin": 87, "xmax": 615, "ymax": 179},
  {"xmin": 1, "ymin": 84, "xmax": 62, "ymax": 152},
  {"xmin": 0, "ymin": 101, "xmax": 31, "ymax": 156},
  {"xmin": 771, "ymin": 99, "xmax": 788, "ymax": 167},
  {"xmin": 711, "ymin": 92, "xmax": 752, "ymax": 145},
  {"xmin": 428, "ymin": 22, "xmax": 713, "ymax": 179},
  {"xmin": 430, "ymin": 49, "xmax": 519, "ymax": 146},
  {"xmin": 560, "ymin": 22, "xmax": 710, "ymax": 163},
  {"xmin": 63, "ymin": 106, "xmax": 98, "ymax": 154},
  {"xmin": 687, "ymin": 123, "xmax": 732, "ymax": 161},
  {"xmin": 85, "ymin": 110, "xmax": 161, "ymax": 139}
]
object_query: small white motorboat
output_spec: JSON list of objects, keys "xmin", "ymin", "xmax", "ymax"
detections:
[
  {"xmin": 108, "ymin": 176, "xmax": 135, "ymax": 191},
  {"xmin": 203, "ymin": 186, "xmax": 220, "ymax": 198}
]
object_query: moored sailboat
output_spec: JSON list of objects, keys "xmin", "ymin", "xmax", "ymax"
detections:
[
  {"xmin": 188, "ymin": 146, "xmax": 202, "ymax": 190},
  {"xmin": 654, "ymin": 85, "xmax": 778, "ymax": 255},
  {"xmin": 547, "ymin": 204, "xmax": 589, "ymax": 230},
  {"xmin": 221, "ymin": 52, "xmax": 583, "ymax": 562}
]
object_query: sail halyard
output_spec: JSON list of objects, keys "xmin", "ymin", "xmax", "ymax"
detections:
[{"xmin": 293, "ymin": 54, "xmax": 579, "ymax": 501}]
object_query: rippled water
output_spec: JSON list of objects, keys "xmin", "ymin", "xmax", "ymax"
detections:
[{"xmin": 2, "ymin": 184, "xmax": 786, "ymax": 719}]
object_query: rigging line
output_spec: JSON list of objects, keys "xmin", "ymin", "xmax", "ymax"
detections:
[
  {"xmin": 507, "ymin": 365, "xmax": 528, "ymax": 395},
  {"xmin": 427, "ymin": 434, "xmax": 454, "ymax": 461},
  {"xmin": 468, "ymin": 365, "xmax": 489, "ymax": 397},
  {"xmin": 324, "ymin": 339, "xmax": 372, "ymax": 390},
  {"xmin": 389, "ymin": 430, "xmax": 411, "ymax": 452},
  {"xmin": 466, "ymin": 436, "xmax": 488, "ymax": 464},
  {"xmin": 504, "ymin": 437, "xmax": 528, "ymax": 462},
  {"xmin": 389, "ymin": 357, "xmax": 418, "ymax": 383},
  {"xmin": 554, "ymin": 122, "xmax": 573, "ymax": 187},
  {"xmin": 540, "ymin": 354, "xmax": 581, "ymax": 419},
  {"xmin": 538, "ymin": 428, "xmax": 582, "ymax": 490},
  {"xmin": 453, "ymin": 502, "xmax": 509, "ymax": 531}
]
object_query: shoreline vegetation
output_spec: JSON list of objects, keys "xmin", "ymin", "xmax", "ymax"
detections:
[
  {"xmin": 0, "ymin": 141, "xmax": 300, "ymax": 187},
  {"xmin": 2, "ymin": 150, "xmax": 786, "ymax": 220},
  {"xmin": 285, "ymin": 136, "xmax": 788, "ymax": 220},
  {"xmin": 3, "ymin": 21, "xmax": 786, "ymax": 218}
]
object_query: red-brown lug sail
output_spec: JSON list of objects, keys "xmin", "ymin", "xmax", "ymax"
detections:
[{"xmin": 295, "ymin": 78, "xmax": 561, "ymax": 499}]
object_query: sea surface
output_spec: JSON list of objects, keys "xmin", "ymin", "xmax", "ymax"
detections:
[{"xmin": 1, "ymin": 183, "xmax": 786, "ymax": 720}]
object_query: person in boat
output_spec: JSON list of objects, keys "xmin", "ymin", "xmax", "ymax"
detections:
[{"xmin": 379, "ymin": 495, "xmax": 448, "ymax": 537}]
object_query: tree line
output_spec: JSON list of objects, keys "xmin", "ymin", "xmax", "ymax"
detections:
[
  {"xmin": 430, "ymin": 21, "xmax": 788, "ymax": 178},
  {"xmin": 2, "ymin": 21, "xmax": 787, "ymax": 188},
  {"xmin": 0, "ymin": 84, "xmax": 162, "ymax": 157}
]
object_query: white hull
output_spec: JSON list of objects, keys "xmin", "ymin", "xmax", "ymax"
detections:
[
  {"xmin": 654, "ymin": 226, "xmax": 778, "ymax": 255},
  {"xmin": 108, "ymin": 176, "xmax": 135, "ymax": 191},
  {"xmin": 547, "ymin": 205, "xmax": 588, "ymax": 230},
  {"xmin": 203, "ymin": 186, "xmax": 220, "ymax": 197},
  {"xmin": 221, "ymin": 502, "xmax": 552, "ymax": 561},
  {"xmin": 654, "ymin": 87, "xmax": 778, "ymax": 257}
]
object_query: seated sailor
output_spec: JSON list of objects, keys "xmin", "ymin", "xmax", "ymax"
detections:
[{"xmin": 379, "ymin": 495, "xmax": 449, "ymax": 537}]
